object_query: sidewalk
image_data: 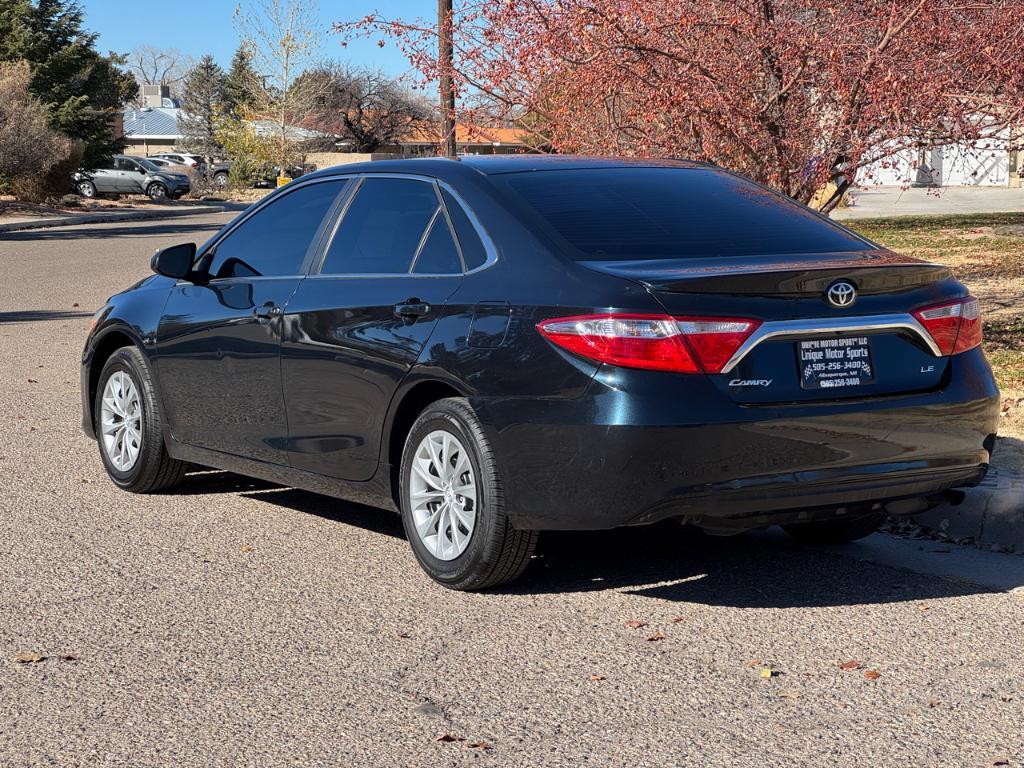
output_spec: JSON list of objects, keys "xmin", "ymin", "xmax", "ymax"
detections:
[{"xmin": 0, "ymin": 203, "xmax": 230, "ymax": 233}]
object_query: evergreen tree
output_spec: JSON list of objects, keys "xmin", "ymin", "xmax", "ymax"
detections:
[
  {"xmin": 179, "ymin": 54, "xmax": 227, "ymax": 158},
  {"xmin": 224, "ymin": 45, "xmax": 257, "ymax": 117},
  {"xmin": 0, "ymin": 0, "xmax": 137, "ymax": 168}
]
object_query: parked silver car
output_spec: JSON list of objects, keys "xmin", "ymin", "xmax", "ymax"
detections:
[{"xmin": 73, "ymin": 156, "xmax": 191, "ymax": 200}]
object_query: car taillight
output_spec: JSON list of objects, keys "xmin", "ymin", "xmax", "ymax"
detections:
[
  {"xmin": 536, "ymin": 314, "xmax": 760, "ymax": 374},
  {"xmin": 913, "ymin": 296, "xmax": 982, "ymax": 355}
]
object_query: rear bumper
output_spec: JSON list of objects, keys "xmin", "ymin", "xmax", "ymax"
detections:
[{"xmin": 475, "ymin": 347, "xmax": 1000, "ymax": 531}]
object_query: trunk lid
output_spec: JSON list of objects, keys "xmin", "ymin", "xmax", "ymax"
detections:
[{"xmin": 581, "ymin": 250, "xmax": 961, "ymax": 403}]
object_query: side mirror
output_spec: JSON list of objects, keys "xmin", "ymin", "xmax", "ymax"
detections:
[{"xmin": 151, "ymin": 243, "xmax": 196, "ymax": 280}]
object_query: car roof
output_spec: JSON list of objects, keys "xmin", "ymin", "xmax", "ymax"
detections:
[{"xmin": 301, "ymin": 154, "xmax": 713, "ymax": 185}]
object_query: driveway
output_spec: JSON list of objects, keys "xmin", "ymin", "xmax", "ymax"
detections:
[
  {"xmin": 834, "ymin": 186, "xmax": 1024, "ymax": 220},
  {"xmin": 1, "ymin": 216, "xmax": 1022, "ymax": 767}
]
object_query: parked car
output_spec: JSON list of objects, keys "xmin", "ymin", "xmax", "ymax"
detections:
[
  {"xmin": 209, "ymin": 160, "xmax": 317, "ymax": 188},
  {"xmin": 151, "ymin": 152, "xmax": 207, "ymax": 176},
  {"xmin": 80, "ymin": 156, "xmax": 999, "ymax": 590},
  {"xmin": 73, "ymin": 156, "xmax": 191, "ymax": 200}
]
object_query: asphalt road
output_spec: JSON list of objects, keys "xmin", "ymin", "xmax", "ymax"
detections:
[{"xmin": 1, "ymin": 215, "xmax": 1022, "ymax": 768}]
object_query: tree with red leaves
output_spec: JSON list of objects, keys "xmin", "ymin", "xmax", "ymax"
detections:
[{"xmin": 337, "ymin": 1, "xmax": 1024, "ymax": 211}]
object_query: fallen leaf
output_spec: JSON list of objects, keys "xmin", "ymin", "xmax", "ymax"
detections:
[
  {"xmin": 589, "ymin": 674, "xmax": 606, "ymax": 681},
  {"xmin": 59, "ymin": 653, "xmax": 79, "ymax": 662},
  {"xmin": 435, "ymin": 734, "xmax": 465, "ymax": 743},
  {"xmin": 239, "ymin": 544, "xmax": 254, "ymax": 553},
  {"xmin": 864, "ymin": 669, "xmax": 882, "ymax": 681},
  {"xmin": 839, "ymin": 660, "xmax": 863, "ymax": 671},
  {"xmin": 670, "ymin": 615, "xmax": 685, "ymax": 623},
  {"xmin": 396, "ymin": 631, "xmax": 410, "ymax": 639},
  {"xmin": 646, "ymin": 631, "xmax": 666, "ymax": 642},
  {"xmin": 778, "ymin": 690, "xmax": 800, "ymax": 700},
  {"xmin": 760, "ymin": 667, "xmax": 777, "ymax": 679},
  {"xmin": 468, "ymin": 741, "xmax": 491, "ymax": 750},
  {"xmin": 918, "ymin": 604, "xmax": 930, "ymax": 612},
  {"xmin": 624, "ymin": 620, "xmax": 648, "ymax": 629},
  {"xmin": 745, "ymin": 659, "xmax": 762, "ymax": 667},
  {"xmin": 928, "ymin": 699, "xmax": 941, "ymax": 708},
  {"xmin": 72, "ymin": 303, "xmax": 79, "ymax": 307},
  {"xmin": 990, "ymin": 758, "xmax": 1009, "ymax": 767},
  {"xmin": 12, "ymin": 652, "xmax": 46, "ymax": 664},
  {"xmin": 26, "ymin": 378, "xmax": 38, "ymax": 384}
]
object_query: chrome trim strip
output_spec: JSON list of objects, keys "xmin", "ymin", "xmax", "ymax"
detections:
[{"xmin": 719, "ymin": 313, "xmax": 941, "ymax": 374}]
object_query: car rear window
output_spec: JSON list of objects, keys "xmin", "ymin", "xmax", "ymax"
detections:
[{"xmin": 500, "ymin": 168, "xmax": 871, "ymax": 260}]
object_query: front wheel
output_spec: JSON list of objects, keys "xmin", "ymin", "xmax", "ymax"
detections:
[
  {"xmin": 147, "ymin": 182, "xmax": 168, "ymax": 200},
  {"xmin": 783, "ymin": 511, "xmax": 886, "ymax": 546},
  {"xmin": 77, "ymin": 180, "xmax": 97, "ymax": 198},
  {"xmin": 94, "ymin": 347, "xmax": 187, "ymax": 493},
  {"xmin": 399, "ymin": 398, "xmax": 538, "ymax": 590}
]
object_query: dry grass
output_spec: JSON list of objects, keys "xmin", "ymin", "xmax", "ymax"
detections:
[{"xmin": 848, "ymin": 213, "xmax": 1024, "ymax": 469}]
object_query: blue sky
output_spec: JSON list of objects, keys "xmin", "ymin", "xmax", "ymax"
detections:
[{"xmin": 82, "ymin": 0, "xmax": 432, "ymax": 78}]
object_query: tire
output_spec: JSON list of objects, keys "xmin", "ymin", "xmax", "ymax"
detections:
[
  {"xmin": 94, "ymin": 346, "xmax": 187, "ymax": 493},
  {"xmin": 399, "ymin": 397, "xmax": 538, "ymax": 590},
  {"xmin": 783, "ymin": 511, "xmax": 886, "ymax": 546},
  {"xmin": 214, "ymin": 172, "xmax": 229, "ymax": 188},
  {"xmin": 147, "ymin": 182, "xmax": 168, "ymax": 200},
  {"xmin": 77, "ymin": 180, "xmax": 97, "ymax": 198}
]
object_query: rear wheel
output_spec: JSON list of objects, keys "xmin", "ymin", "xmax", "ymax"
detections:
[
  {"xmin": 214, "ymin": 172, "xmax": 229, "ymax": 188},
  {"xmin": 783, "ymin": 511, "xmax": 886, "ymax": 545},
  {"xmin": 399, "ymin": 397, "xmax": 537, "ymax": 590},
  {"xmin": 94, "ymin": 347, "xmax": 187, "ymax": 493}
]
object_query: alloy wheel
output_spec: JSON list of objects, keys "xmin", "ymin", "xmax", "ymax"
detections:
[
  {"xmin": 409, "ymin": 429, "xmax": 477, "ymax": 561},
  {"xmin": 100, "ymin": 370, "xmax": 143, "ymax": 472}
]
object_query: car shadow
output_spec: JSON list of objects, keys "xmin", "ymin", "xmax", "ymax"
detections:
[
  {"xmin": 0, "ymin": 221, "xmax": 226, "ymax": 241},
  {"xmin": 504, "ymin": 523, "xmax": 993, "ymax": 607},
  {"xmin": 0, "ymin": 309, "xmax": 93, "ymax": 324},
  {"xmin": 170, "ymin": 470, "xmax": 1002, "ymax": 607}
]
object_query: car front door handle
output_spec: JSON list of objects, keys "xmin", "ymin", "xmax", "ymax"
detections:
[
  {"xmin": 394, "ymin": 299, "xmax": 430, "ymax": 319},
  {"xmin": 254, "ymin": 302, "xmax": 282, "ymax": 319}
]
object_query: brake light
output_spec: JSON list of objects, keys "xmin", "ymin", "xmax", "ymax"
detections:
[
  {"xmin": 536, "ymin": 314, "xmax": 760, "ymax": 374},
  {"xmin": 913, "ymin": 296, "xmax": 982, "ymax": 355}
]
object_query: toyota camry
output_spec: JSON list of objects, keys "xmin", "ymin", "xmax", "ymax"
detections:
[{"xmin": 81, "ymin": 156, "xmax": 1000, "ymax": 589}]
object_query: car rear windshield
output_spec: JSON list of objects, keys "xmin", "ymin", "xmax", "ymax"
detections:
[{"xmin": 500, "ymin": 168, "xmax": 872, "ymax": 260}]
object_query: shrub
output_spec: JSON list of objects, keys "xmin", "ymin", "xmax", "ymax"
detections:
[{"xmin": 0, "ymin": 61, "xmax": 77, "ymax": 203}]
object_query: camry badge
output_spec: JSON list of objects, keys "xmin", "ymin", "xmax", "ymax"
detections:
[{"xmin": 826, "ymin": 280, "xmax": 857, "ymax": 308}]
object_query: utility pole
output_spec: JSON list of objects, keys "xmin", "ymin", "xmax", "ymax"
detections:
[{"xmin": 438, "ymin": 0, "xmax": 457, "ymax": 158}]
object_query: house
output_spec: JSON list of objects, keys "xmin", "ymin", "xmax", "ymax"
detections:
[
  {"xmin": 121, "ymin": 84, "xmax": 182, "ymax": 157},
  {"xmin": 858, "ymin": 123, "xmax": 1022, "ymax": 188},
  {"xmin": 394, "ymin": 123, "xmax": 531, "ymax": 155}
]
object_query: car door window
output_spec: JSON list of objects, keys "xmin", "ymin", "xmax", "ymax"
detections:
[
  {"xmin": 412, "ymin": 212, "xmax": 462, "ymax": 274},
  {"xmin": 321, "ymin": 177, "xmax": 441, "ymax": 275},
  {"xmin": 206, "ymin": 180, "xmax": 345, "ymax": 280},
  {"xmin": 441, "ymin": 189, "xmax": 489, "ymax": 270},
  {"xmin": 115, "ymin": 158, "xmax": 137, "ymax": 172}
]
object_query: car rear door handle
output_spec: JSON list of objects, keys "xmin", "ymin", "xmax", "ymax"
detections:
[
  {"xmin": 254, "ymin": 301, "xmax": 282, "ymax": 319},
  {"xmin": 394, "ymin": 299, "xmax": 430, "ymax": 318}
]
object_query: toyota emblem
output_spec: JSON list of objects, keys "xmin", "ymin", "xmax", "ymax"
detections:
[{"xmin": 826, "ymin": 280, "xmax": 857, "ymax": 308}]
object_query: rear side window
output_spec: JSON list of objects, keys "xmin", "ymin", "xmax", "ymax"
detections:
[
  {"xmin": 500, "ymin": 168, "xmax": 871, "ymax": 260},
  {"xmin": 322, "ymin": 177, "xmax": 442, "ymax": 275},
  {"xmin": 206, "ymin": 180, "xmax": 344, "ymax": 279},
  {"xmin": 441, "ymin": 189, "xmax": 488, "ymax": 270},
  {"xmin": 412, "ymin": 213, "xmax": 462, "ymax": 274}
]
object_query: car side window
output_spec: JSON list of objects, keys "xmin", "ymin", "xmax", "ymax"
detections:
[
  {"xmin": 115, "ymin": 158, "xmax": 137, "ymax": 172},
  {"xmin": 206, "ymin": 180, "xmax": 345, "ymax": 280},
  {"xmin": 441, "ymin": 189, "xmax": 488, "ymax": 270},
  {"xmin": 412, "ymin": 212, "xmax": 462, "ymax": 274},
  {"xmin": 321, "ymin": 177, "xmax": 442, "ymax": 275}
]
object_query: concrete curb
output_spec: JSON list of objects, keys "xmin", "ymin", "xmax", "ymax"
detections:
[
  {"xmin": 0, "ymin": 204, "xmax": 228, "ymax": 233},
  {"xmin": 913, "ymin": 469, "xmax": 1024, "ymax": 553}
]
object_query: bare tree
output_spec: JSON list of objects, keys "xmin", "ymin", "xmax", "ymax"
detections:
[
  {"xmin": 127, "ymin": 46, "xmax": 194, "ymax": 98},
  {"xmin": 234, "ymin": 0, "xmax": 325, "ymax": 169},
  {"xmin": 299, "ymin": 65, "xmax": 432, "ymax": 152}
]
